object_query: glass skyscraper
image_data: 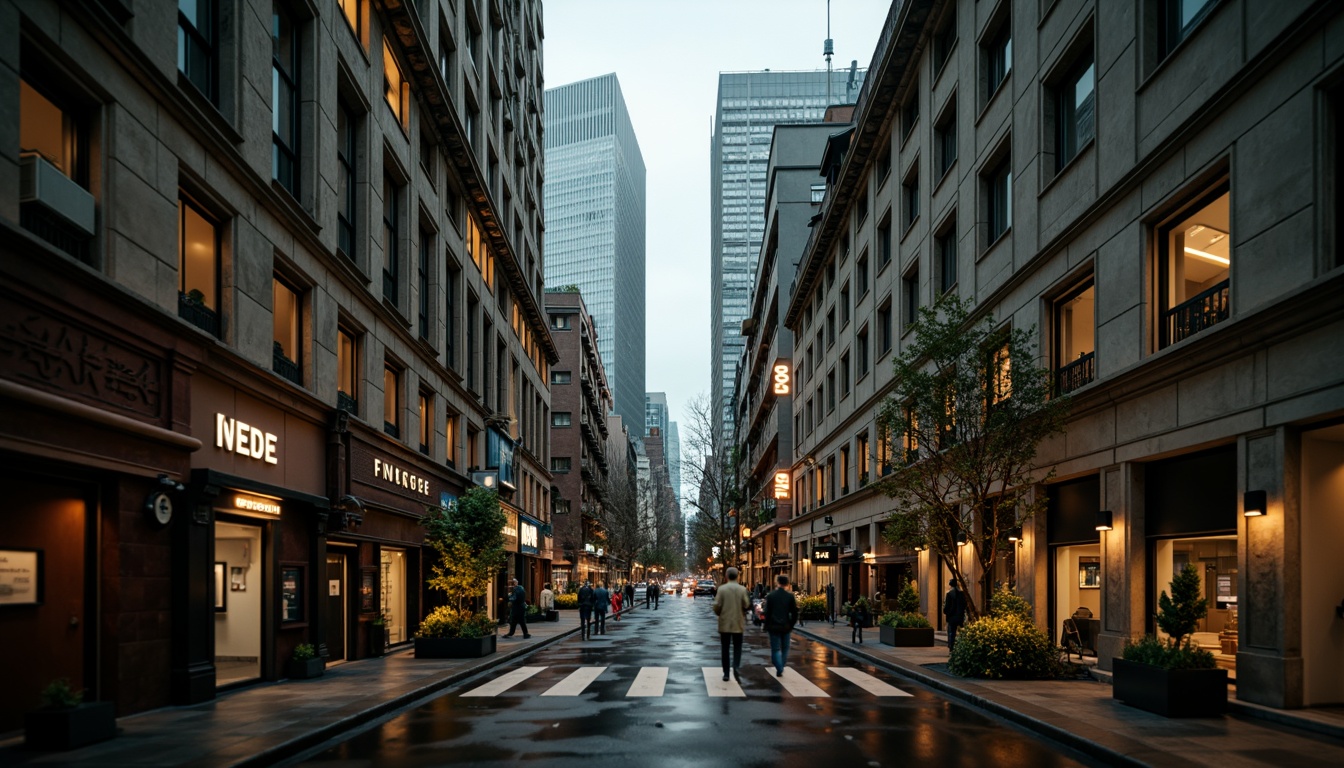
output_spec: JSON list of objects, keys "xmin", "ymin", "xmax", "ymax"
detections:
[
  {"xmin": 710, "ymin": 68, "xmax": 864, "ymax": 439},
  {"xmin": 545, "ymin": 74, "xmax": 647, "ymax": 431}
]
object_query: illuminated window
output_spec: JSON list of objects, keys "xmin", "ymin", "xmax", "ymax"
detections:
[
  {"xmin": 338, "ymin": 0, "xmax": 363, "ymax": 43},
  {"xmin": 1055, "ymin": 279, "xmax": 1096, "ymax": 393},
  {"xmin": 337, "ymin": 326, "xmax": 357, "ymax": 412},
  {"xmin": 383, "ymin": 38, "xmax": 408, "ymax": 130},
  {"xmin": 384, "ymin": 363, "xmax": 400, "ymax": 438},
  {"xmin": 178, "ymin": 193, "xmax": 221, "ymax": 337},
  {"xmin": 418, "ymin": 391, "xmax": 431, "ymax": 454},
  {"xmin": 19, "ymin": 78, "xmax": 78, "ymax": 180},
  {"xmin": 444, "ymin": 409, "xmax": 458, "ymax": 467},
  {"xmin": 272, "ymin": 276, "xmax": 301, "ymax": 385},
  {"xmin": 1159, "ymin": 185, "xmax": 1231, "ymax": 347}
]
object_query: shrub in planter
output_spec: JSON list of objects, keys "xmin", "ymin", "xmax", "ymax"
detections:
[
  {"xmin": 555, "ymin": 593, "xmax": 579, "ymax": 609},
  {"xmin": 1113, "ymin": 564, "xmax": 1227, "ymax": 716},
  {"xmin": 798, "ymin": 595, "xmax": 827, "ymax": 621},
  {"xmin": 894, "ymin": 582, "xmax": 921, "ymax": 614},
  {"xmin": 25, "ymin": 679, "xmax": 116, "ymax": 751},
  {"xmin": 286, "ymin": 643, "xmax": 324, "ymax": 679},
  {"xmin": 878, "ymin": 609, "xmax": 934, "ymax": 646},
  {"xmin": 416, "ymin": 487, "xmax": 507, "ymax": 657},
  {"xmin": 878, "ymin": 610, "xmax": 932, "ymax": 628},
  {"xmin": 948, "ymin": 592, "xmax": 1062, "ymax": 679},
  {"xmin": 415, "ymin": 605, "xmax": 498, "ymax": 658}
]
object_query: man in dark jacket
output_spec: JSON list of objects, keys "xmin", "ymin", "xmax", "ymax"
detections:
[
  {"xmin": 624, "ymin": 581, "xmax": 636, "ymax": 612},
  {"xmin": 646, "ymin": 581, "xmax": 660, "ymax": 610},
  {"xmin": 577, "ymin": 580, "xmax": 595, "ymax": 640},
  {"xmin": 504, "ymin": 578, "xmax": 530, "ymax": 639},
  {"xmin": 943, "ymin": 578, "xmax": 967, "ymax": 652},
  {"xmin": 763, "ymin": 574, "xmax": 799, "ymax": 677},
  {"xmin": 593, "ymin": 581, "xmax": 611, "ymax": 635}
]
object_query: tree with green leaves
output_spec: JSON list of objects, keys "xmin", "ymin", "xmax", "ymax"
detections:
[
  {"xmin": 1157, "ymin": 563, "xmax": 1208, "ymax": 647},
  {"xmin": 422, "ymin": 486, "xmax": 507, "ymax": 614},
  {"xmin": 878, "ymin": 294, "xmax": 1070, "ymax": 620}
]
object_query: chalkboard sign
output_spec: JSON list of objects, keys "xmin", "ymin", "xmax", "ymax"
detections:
[{"xmin": 281, "ymin": 565, "xmax": 304, "ymax": 622}]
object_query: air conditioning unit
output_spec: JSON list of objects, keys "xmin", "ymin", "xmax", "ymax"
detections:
[{"xmin": 19, "ymin": 154, "xmax": 95, "ymax": 237}]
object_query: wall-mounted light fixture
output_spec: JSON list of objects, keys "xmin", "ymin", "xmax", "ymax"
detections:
[
  {"xmin": 1243, "ymin": 490, "xmax": 1267, "ymax": 517},
  {"xmin": 914, "ymin": 543, "xmax": 927, "ymax": 552},
  {"xmin": 956, "ymin": 531, "xmax": 968, "ymax": 547},
  {"xmin": 1095, "ymin": 510, "xmax": 1114, "ymax": 532},
  {"xmin": 1008, "ymin": 527, "xmax": 1023, "ymax": 542}
]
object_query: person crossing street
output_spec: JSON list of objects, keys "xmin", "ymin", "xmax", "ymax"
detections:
[
  {"xmin": 593, "ymin": 581, "xmax": 611, "ymax": 635},
  {"xmin": 647, "ymin": 581, "xmax": 660, "ymax": 610},
  {"xmin": 577, "ymin": 580, "xmax": 595, "ymax": 640},
  {"xmin": 712, "ymin": 567, "xmax": 751, "ymax": 682}
]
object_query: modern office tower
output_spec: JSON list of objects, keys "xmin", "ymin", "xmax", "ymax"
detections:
[
  {"xmin": 732, "ymin": 121, "xmax": 842, "ymax": 590},
  {"xmin": 645, "ymin": 392, "xmax": 669, "ymax": 438},
  {"xmin": 544, "ymin": 290, "xmax": 613, "ymax": 588},
  {"xmin": 781, "ymin": 0, "xmax": 1344, "ymax": 714},
  {"xmin": 666, "ymin": 420, "xmax": 682, "ymax": 505},
  {"xmin": 544, "ymin": 74, "xmax": 647, "ymax": 432},
  {"xmin": 710, "ymin": 68, "xmax": 865, "ymax": 441},
  {"xmin": 1, "ymin": 0, "xmax": 552, "ymax": 725}
]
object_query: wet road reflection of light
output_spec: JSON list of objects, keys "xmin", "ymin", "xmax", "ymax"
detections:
[{"xmin": 287, "ymin": 595, "xmax": 1097, "ymax": 768}]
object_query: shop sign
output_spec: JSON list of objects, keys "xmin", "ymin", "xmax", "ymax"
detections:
[
  {"xmin": 487, "ymin": 427, "xmax": 517, "ymax": 491},
  {"xmin": 215, "ymin": 413, "xmax": 278, "ymax": 465},
  {"xmin": 811, "ymin": 545, "xmax": 839, "ymax": 563},
  {"xmin": 0, "ymin": 549, "xmax": 42, "ymax": 606},
  {"xmin": 773, "ymin": 470, "xmax": 790, "ymax": 499},
  {"xmin": 502, "ymin": 509, "xmax": 518, "ymax": 551},
  {"xmin": 772, "ymin": 359, "xmax": 792, "ymax": 395},
  {"xmin": 372, "ymin": 457, "xmax": 431, "ymax": 497},
  {"xmin": 770, "ymin": 553, "xmax": 792, "ymax": 565},
  {"xmin": 232, "ymin": 494, "xmax": 281, "ymax": 516},
  {"xmin": 439, "ymin": 491, "xmax": 457, "ymax": 509},
  {"xmin": 519, "ymin": 516, "xmax": 540, "ymax": 555}
]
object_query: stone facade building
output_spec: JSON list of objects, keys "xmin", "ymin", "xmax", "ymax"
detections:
[
  {"xmin": 1, "ymin": 0, "xmax": 553, "ymax": 725},
  {"xmin": 771, "ymin": 0, "xmax": 1344, "ymax": 711}
]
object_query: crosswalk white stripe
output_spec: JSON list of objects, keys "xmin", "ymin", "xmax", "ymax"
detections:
[
  {"xmin": 827, "ymin": 666, "xmax": 912, "ymax": 697},
  {"xmin": 702, "ymin": 667, "xmax": 745, "ymax": 697},
  {"xmin": 540, "ymin": 666, "xmax": 606, "ymax": 696},
  {"xmin": 625, "ymin": 667, "xmax": 668, "ymax": 697},
  {"xmin": 461, "ymin": 666, "xmax": 547, "ymax": 697},
  {"xmin": 767, "ymin": 667, "xmax": 830, "ymax": 697}
]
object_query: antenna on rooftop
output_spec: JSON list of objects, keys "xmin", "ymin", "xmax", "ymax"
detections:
[{"xmin": 824, "ymin": 0, "xmax": 834, "ymax": 106}]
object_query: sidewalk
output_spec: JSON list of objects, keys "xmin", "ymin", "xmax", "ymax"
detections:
[
  {"xmin": 796, "ymin": 621, "xmax": 1344, "ymax": 768},
  {"xmin": 0, "ymin": 608, "xmax": 601, "ymax": 767}
]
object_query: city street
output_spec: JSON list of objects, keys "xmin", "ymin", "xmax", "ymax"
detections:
[{"xmin": 288, "ymin": 596, "xmax": 1093, "ymax": 767}]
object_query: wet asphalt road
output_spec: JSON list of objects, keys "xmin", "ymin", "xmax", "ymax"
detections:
[{"xmin": 289, "ymin": 593, "xmax": 1092, "ymax": 767}]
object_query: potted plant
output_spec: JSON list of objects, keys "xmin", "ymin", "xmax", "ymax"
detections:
[
  {"xmin": 24, "ymin": 678, "xmax": 116, "ymax": 750},
  {"xmin": 414, "ymin": 486, "xmax": 506, "ymax": 659},
  {"xmin": 369, "ymin": 615, "xmax": 387, "ymax": 657},
  {"xmin": 878, "ymin": 583, "xmax": 934, "ymax": 646},
  {"xmin": 1112, "ymin": 563, "xmax": 1228, "ymax": 717},
  {"xmin": 285, "ymin": 643, "xmax": 325, "ymax": 680}
]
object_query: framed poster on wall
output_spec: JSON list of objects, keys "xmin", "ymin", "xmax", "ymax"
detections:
[
  {"xmin": 360, "ymin": 567, "xmax": 377, "ymax": 613},
  {"xmin": 281, "ymin": 564, "xmax": 304, "ymax": 622},
  {"xmin": 0, "ymin": 549, "xmax": 44, "ymax": 607},
  {"xmin": 1078, "ymin": 557, "xmax": 1101, "ymax": 589},
  {"xmin": 214, "ymin": 562, "xmax": 227, "ymax": 612}
]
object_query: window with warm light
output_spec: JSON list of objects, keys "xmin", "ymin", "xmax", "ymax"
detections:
[
  {"xmin": 1055, "ymin": 279, "xmax": 1096, "ymax": 393},
  {"xmin": 272, "ymin": 276, "xmax": 301, "ymax": 384},
  {"xmin": 382, "ymin": 38, "xmax": 408, "ymax": 130},
  {"xmin": 20, "ymin": 78, "xmax": 79, "ymax": 180},
  {"xmin": 1158, "ymin": 185, "xmax": 1230, "ymax": 347},
  {"xmin": 418, "ymin": 391, "xmax": 431, "ymax": 454},
  {"xmin": 178, "ymin": 193, "xmax": 221, "ymax": 336},
  {"xmin": 337, "ymin": 326, "xmax": 357, "ymax": 412},
  {"xmin": 338, "ymin": 0, "xmax": 363, "ymax": 44},
  {"xmin": 444, "ymin": 410, "xmax": 459, "ymax": 467},
  {"xmin": 384, "ymin": 363, "xmax": 400, "ymax": 438}
]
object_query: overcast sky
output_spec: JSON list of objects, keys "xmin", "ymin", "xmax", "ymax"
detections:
[{"xmin": 542, "ymin": 0, "xmax": 888, "ymax": 446}]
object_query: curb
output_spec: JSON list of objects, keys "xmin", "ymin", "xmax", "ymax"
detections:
[
  {"xmin": 796, "ymin": 626, "xmax": 1149, "ymax": 768},
  {"xmin": 233, "ymin": 622, "xmax": 585, "ymax": 768}
]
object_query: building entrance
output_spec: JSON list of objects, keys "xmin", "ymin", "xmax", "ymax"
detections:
[
  {"xmin": 214, "ymin": 521, "xmax": 263, "ymax": 687},
  {"xmin": 327, "ymin": 553, "xmax": 347, "ymax": 662}
]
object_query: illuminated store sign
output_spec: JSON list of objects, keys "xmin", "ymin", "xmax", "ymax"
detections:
[
  {"xmin": 372, "ymin": 458, "xmax": 431, "ymax": 497},
  {"xmin": 811, "ymin": 545, "xmax": 839, "ymax": 563},
  {"xmin": 773, "ymin": 471, "xmax": 791, "ymax": 499},
  {"xmin": 234, "ymin": 494, "xmax": 282, "ymax": 515},
  {"xmin": 519, "ymin": 517, "xmax": 540, "ymax": 555},
  {"xmin": 216, "ymin": 413, "xmax": 278, "ymax": 465},
  {"xmin": 772, "ymin": 360, "xmax": 792, "ymax": 395}
]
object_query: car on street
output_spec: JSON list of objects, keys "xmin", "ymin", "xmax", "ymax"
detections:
[
  {"xmin": 693, "ymin": 579, "xmax": 717, "ymax": 596},
  {"xmin": 665, "ymin": 579, "xmax": 682, "ymax": 594}
]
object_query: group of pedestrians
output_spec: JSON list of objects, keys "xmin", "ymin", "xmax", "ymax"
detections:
[
  {"xmin": 572, "ymin": 579, "xmax": 658, "ymax": 639},
  {"xmin": 714, "ymin": 568, "xmax": 800, "ymax": 679}
]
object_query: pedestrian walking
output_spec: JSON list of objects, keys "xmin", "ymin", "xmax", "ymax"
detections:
[
  {"xmin": 540, "ymin": 582, "xmax": 555, "ymax": 620},
  {"xmin": 763, "ymin": 574, "xmax": 799, "ymax": 677},
  {"xmin": 646, "ymin": 581, "xmax": 660, "ymax": 610},
  {"xmin": 712, "ymin": 566, "xmax": 751, "ymax": 682},
  {"xmin": 825, "ymin": 582, "xmax": 837, "ymax": 626},
  {"xmin": 612, "ymin": 585, "xmax": 623, "ymax": 619},
  {"xmin": 944, "ymin": 578, "xmax": 967, "ymax": 653},
  {"xmin": 577, "ymin": 580, "xmax": 595, "ymax": 639},
  {"xmin": 850, "ymin": 599, "xmax": 869, "ymax": 644},
  {"xmin": 593, "ymin": 581, "xmax": 611, "ymax": 635},
  {"xmin": 503, "ymin": 578, "xmax": 530, "ymax": 639},
  {"xmin": 624, "ymin": 581, "xmax": 636, "ymax": 612}
]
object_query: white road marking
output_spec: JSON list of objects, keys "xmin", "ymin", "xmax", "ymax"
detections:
[
  {"xmin": 461, "ymin": 666, "xmax": 547, "ymax": 697},
  {"xmin": 702, "ymin": 667, "xmax": 746, "ymax": 697},
  {"xmin": 766, "ymin": 667, "xmax": 830, "ymax": 697},
  {"xmin": 827, "ymin": 666, "xmax": 912, "ymax": 697},
  {"xmin": 626, "ymin": 667, "xmax": 668, "ymax": 697},
  {"xmin": 540, "ymin": 666, "xmax": 607, "ymax": 696}
]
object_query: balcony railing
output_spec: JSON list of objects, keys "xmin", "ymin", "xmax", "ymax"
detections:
[
  {"xmin": 179, "ymin": 292, "xmax": 220, "ymax": 337},
  {"xmin": 1163, "ymin": 279, "xmax": 1229, "ymax": 347},
  {"xmin": 272, "ymin": 343, "xmax": 301, "ymax": 385},
  {"xmin": 1056, "ymin": 351, "xmax": 1095, "ymax": 395}
]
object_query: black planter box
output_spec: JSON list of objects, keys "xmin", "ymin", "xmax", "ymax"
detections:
[
  {"xmin": 545, "ymin": 610, "xmax": 559, "ymax": 622},
  {"xmin": 285, "ymin": 657, "xmax": 325, "ymax": 679},
  {"xmin": 25, "ymin": 702, "xmax": 117, "ymax": 751},
  {"xmin": 415, "ymin": 634, "xmax": 497, "ymax": 658},
  {"xmin": 880, "ymin": 626, "xmax": 936, "ymax": 647},
  {"xmin": 1112, "ymin": 658, "xmax": 1228, "ymax": 717}
]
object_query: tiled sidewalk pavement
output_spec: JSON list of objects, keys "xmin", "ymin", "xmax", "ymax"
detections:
[
  {"xmin": 795, "ymin": 620, "xmax": 1344, "ymax": 768},
  {"xmin": 0, "ymin": 606, "xmax": 637, "ymax": 768}
]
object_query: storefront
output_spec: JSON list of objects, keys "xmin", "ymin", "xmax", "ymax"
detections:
[
  {"xmin": 1, "ymin": 250, "xmax": 199, "ymax": 726},
  {"xmin": 1145, "ymin": 446, "xmax": 1239, "ymax": 677},
  {"xmin": 176, "ymin": 374, "xmax": 329, "ymax": 702},
  {"xmin": 1046, "ymin": 474, "xmax": 1102, "ymax": 656},
  {"xmin": 332, "ymin": 420, "xmax": 464, "ymax": 659}
]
